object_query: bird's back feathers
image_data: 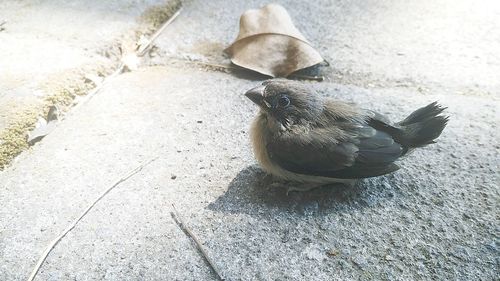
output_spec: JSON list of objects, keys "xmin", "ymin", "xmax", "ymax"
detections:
[{"xmin": 262, "ymin": 100, "xmax": 447, "ymax": 180}]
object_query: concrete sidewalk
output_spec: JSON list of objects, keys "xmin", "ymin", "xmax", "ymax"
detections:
[
  {"xmin": 0, "ymin": 0, "xmax": 150, "ymax": 129},
  {"xmin": 1, "ymin": 0, "xmax": 499, "ymax": 280},
  {"xmin": 0, "ymin": 0, "xmax": 178, "ymax": 169}
]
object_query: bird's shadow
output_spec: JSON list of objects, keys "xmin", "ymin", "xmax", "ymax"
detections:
[{"xmin": 207, "ymin": 165, "xmax": 399, "ymax": 217}]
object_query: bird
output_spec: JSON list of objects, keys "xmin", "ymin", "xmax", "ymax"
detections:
[{"xmin": 244, "ymin": 80, "xmax": 448, "ymax": 192}]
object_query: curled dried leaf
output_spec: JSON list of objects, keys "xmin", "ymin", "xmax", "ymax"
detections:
[
  {"xmin": 27, "ymin": 106, "xmax": 59, "ymax": 145},
  {"xmin": 225, "ymin": 4, "xmax": 324, "ymax": 77}
]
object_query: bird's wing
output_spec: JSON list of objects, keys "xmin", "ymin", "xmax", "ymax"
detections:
[{"xmin": 267, "ymin": 121, "xmax": 404, "ymax": 179}]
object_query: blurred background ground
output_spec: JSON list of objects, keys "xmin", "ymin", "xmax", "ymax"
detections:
[{"xmin": 0, "ymin": 0, "xmax": 498, "ymax": 280}]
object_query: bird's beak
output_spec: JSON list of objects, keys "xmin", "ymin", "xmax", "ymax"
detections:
[{"xmin": 245, "ymin": 85, "xmax": 266, "ymax": 106}]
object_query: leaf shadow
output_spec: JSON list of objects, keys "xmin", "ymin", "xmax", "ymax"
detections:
[
  {"xmin": 228, "ymin": 62, "xmax": 330, "ymax": 82},
  {"xmin": 207, "ymin": 165, "xmax": 399, "ymax": 217}
]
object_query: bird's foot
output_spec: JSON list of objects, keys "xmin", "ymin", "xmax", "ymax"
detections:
[
  {"xmin": 262, "ymin": 173, "xmax": 275, "ymax": 185},
  {"xmin": 265, "ymin": 176, "xmax": 357, "ymax": 195},
  {"xmin": 265, "ymin": 180, "xmax": 317, "ymax": 194},
  {"xmin": 285, "ymin": 183, "xmax": 325, "ymax": 195},
  {"xmin": 344, "ymin": 180, "xmax": 357, "ymax": 188},
  {"xmin": 268, "ymin": 181, "xmax": 287, "ymax": 189}
]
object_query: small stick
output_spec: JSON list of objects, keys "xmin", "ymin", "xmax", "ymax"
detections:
[
  {"xmin": 164, "ymin": 58, "xmax": 235, "ymax": 71},
  {"xmin": 191, "ymin": 61, "xmax": 235, "ymax": 70},
  {"xmin": 27, "ymin": 157, "xmax": 158, "ymax": 281},
  {"xmin": 288, "ymin": 74, "xmax": 324, "ymax": 82},
  {"xmin": 137, "ymin": 8, "xmax": 183, "ymax": 56},
  {"xmin": 187, "ymin": 61, "xmax": 236, "ymax": 73},
  {"xmin": 69, "ymin": 7, "xmax": 182, "ymax": 116},
  {"xmin": 170, "ymin": 204, "xmax": 225, "ymax": 281}
]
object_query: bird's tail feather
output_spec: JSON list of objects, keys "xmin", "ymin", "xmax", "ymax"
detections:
[{"xmin": 398, "ymin": 102, "xmax": 448, "ymax": 147}]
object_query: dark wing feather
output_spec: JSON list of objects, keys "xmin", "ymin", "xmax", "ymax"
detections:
[
  {"xmin": 268, "ymin": 139, "xmax": 358, "ymax": 172},
  {"xmin": 268, "ymin": 120, "xmax": 404, "ymax": 179}
]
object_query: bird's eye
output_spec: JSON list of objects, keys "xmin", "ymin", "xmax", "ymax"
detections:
[{"xmin": 278, "ymin": 96, "xmax": 290, "ymax": 107}]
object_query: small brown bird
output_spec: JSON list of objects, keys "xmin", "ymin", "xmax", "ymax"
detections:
[{"xmin": 245, "ymin": 80, "xmax": 448, "ymax": 192}]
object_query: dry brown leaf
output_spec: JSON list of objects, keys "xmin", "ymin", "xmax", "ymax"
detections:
[{"xmin": 225, "ymin": 4, "xmax": 324, "ymax": 77}]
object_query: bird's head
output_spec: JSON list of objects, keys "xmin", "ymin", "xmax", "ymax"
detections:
[{"xmin": 245, "ymin": 80, "xmax": 323, "ymax": 127}]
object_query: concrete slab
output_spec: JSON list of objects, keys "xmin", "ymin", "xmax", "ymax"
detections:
[
  {"xmin": 1, "ymin": 66, "xmax": 498, "ymax": 280},
  {"xmin": 0, "ymin": 0, "xmax": 165, "ymax": 129},
  {"xmin": 0, "ymin": 0, "xmax": 178, "ymax": 169},
  {"xmin": 1, "ymin": 0, "xmax": 499, "ymax": 280}
]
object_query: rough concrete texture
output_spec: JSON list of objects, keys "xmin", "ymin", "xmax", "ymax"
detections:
[{"xmin": 1, "ymin": 0, "xmax": 499, "ymax": 280}]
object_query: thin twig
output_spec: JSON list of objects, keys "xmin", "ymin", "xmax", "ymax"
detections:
[
  {"xmin": 288, "ymin": 74, "xmax": 324, "ymax": 82},
  {"xmin": 170, "ymin": 204, "xmax": 225, "ymax": 281},
  {"xmin": 66, "ymin": 7, "xmax": 182, "ymax": 118},
  {"xmin": 137, "ymin": 8, "xmax": 183, "ymax": 56},
  {"xmin": 189, "ymin": 61, "xmax": 235, "ymax": 70},
  {"xmin": 180, "ymin": 60, "xmax": 236, "ymax": 73},
  {"xmin": 27, "ymin": 157, "xmax": 158, "ymax": 281},
  {"xmin": 69, "ymin": 7, "xmax": 180, "ymax": 108}
]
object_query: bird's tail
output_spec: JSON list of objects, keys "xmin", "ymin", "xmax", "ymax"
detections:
[{"xmin": 397, "ymin": 102, "xmax": 449, "ymax": 147}]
